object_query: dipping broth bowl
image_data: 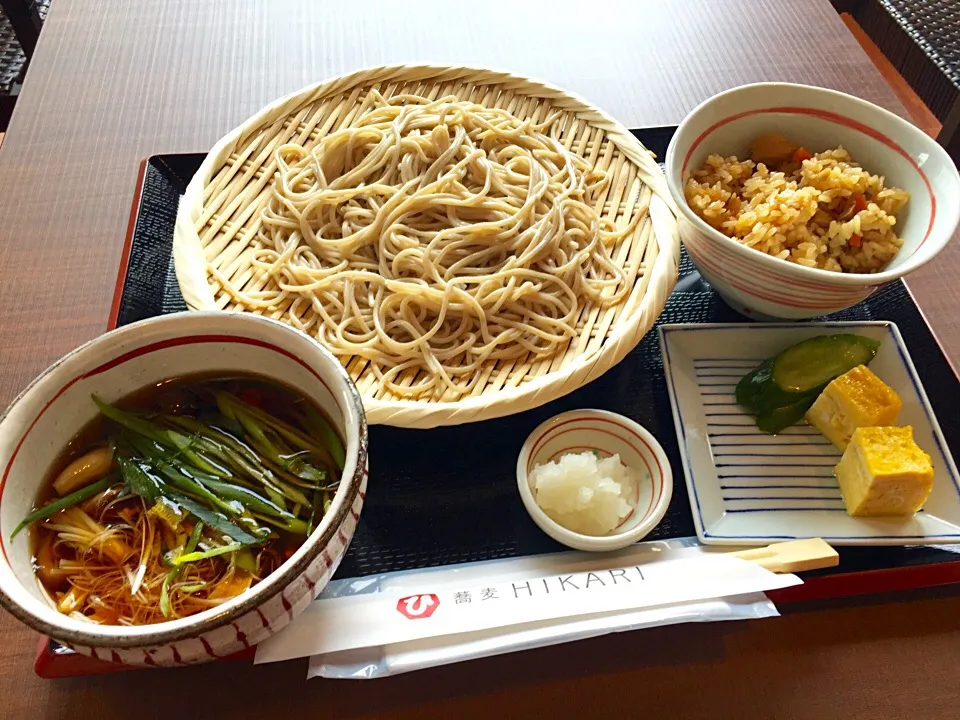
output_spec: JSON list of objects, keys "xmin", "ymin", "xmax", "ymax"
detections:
[{"xmin": 0, "ymin": 312, "xmax": 368, "ymax": 666}]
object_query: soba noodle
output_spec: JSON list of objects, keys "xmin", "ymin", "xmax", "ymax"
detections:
[{"xmin": 214, "ymin": 91, "xmax": 640, "ymax": 399}]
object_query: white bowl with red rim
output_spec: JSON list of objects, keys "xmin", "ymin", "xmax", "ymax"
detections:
[
  {"xmin": 0, "ymin": 311, "xmax": 368, "ymax": 666},
  {"xmin": 665, "ymin": 83, "xmax": 960, "ymax": 320},
  {"xmin": 516, "ymin": 409, "xmax": 673, "ymax": 552}
]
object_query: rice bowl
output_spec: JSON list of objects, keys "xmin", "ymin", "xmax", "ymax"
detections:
[{"xmin": 665, "ymin": 83, "xmax": 960, "ymax": 320}]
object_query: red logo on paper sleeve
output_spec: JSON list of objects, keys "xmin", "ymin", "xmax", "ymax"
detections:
[{"xmin": 396, "ymin": 594, "xmax": 440, "ymax": 619}]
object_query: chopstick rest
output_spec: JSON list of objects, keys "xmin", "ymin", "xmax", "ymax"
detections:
[{"xmin": 729, "ymin": 538, "xmax": 839, "ymax": 573}]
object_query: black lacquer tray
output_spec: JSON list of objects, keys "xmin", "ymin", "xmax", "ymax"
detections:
[
  {"xmin": 110, "ymin": 125, "xmax": 960, "ymax": 590},
  {"xmin": 39, "ymin": 125, "xmax": 960, "ymax": 678}
]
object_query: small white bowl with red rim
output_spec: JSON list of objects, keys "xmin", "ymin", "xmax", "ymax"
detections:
[
  {"xmin": 0, "ymin": 311, "xmax": 368, "ymax": 666},
  {"xmin": 516, "ymin": 409, "xmax": 673, "ymax": 552},
  {"xmin": 664, "ymin": 82, "xmax": 960, "ymax": 320}
]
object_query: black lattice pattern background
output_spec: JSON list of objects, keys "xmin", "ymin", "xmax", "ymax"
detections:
[
  {"xmin": 0, "ymin": 0, "xmax": 48, "ymax": 96},
  {"xmin": 882, "ymin": 0, "xmax": 960, "ymax": 90}
]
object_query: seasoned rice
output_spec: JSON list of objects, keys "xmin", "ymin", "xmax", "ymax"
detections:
[{"xmin": 684, "ymin": 140, "xmax": 909, "ymax": 273}]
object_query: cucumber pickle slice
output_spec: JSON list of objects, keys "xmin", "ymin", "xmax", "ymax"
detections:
[
  {"xmin": 735, "ymin": 359, "xmax": 773, "ymax": 413},
  {"xmin": 756, "ymin": 396, "xmax": 818, "ymax": 434},
  {"xmin": 771, "ymin": 334, "xmax": 880, "ymax": 393}
]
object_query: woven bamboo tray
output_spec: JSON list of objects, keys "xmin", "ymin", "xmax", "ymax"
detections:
[{"xmin": 173, "ymin": 65, "xmax": 680, "ymax": 428}]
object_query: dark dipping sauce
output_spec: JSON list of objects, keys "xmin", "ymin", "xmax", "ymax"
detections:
[{"xmin": 24, "ymin": 373, "xmax": 344, "ymax": 626}]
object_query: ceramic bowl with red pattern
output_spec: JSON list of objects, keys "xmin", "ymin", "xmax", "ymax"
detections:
[
  {"xmin": 0, "ymin": 312, "xmax": 368, "ymax": 666},
  {"xmin": 517, "ymin": 409, "xmax": 672, "ymax": 552},
  {"xmin": 665, "ymin": 83, "xmax": 960, "ymax": 320}
]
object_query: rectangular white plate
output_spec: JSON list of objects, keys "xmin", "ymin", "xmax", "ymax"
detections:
[{"xmin": 659, "ymin": 322, "xmax": 960, "ymax": 546}]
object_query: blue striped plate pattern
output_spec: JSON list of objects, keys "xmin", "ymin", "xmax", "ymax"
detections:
[{"xmin": 659, "ymin": 322, "xmax": 960, "ymax": 546}]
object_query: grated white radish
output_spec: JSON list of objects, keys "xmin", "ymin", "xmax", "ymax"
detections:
[{"xmin": 530, "ymin": 452, "xmax": 638, "ymax": 536}]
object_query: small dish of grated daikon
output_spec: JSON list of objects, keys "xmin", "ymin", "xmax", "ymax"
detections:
[{"xmin": 517, "ymin": 409, "xmax": 673, "ymax": 552}]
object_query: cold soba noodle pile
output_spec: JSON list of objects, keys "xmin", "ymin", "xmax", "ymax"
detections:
[{"xmin": 215, "ymin": 92, "xmax": 638, "ymax": 399}]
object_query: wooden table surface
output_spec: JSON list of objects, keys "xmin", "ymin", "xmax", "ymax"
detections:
[{"xmin": 0, "ymin": 0, "xmax": 958, "ymax": 717}]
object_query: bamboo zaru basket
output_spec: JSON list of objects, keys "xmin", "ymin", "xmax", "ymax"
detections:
[{"xmin": 174, "ymin": 65, "xmax": 680, "ymax": 428}]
